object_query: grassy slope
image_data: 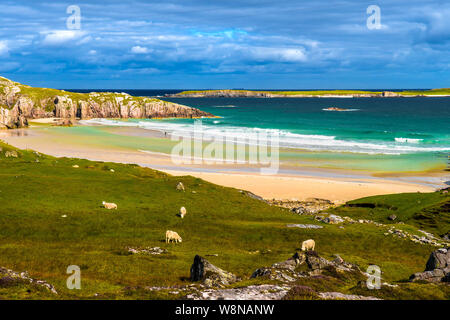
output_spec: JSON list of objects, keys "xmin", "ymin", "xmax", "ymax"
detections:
[
  {"xmin": 328, "ymin": 193, "xmax": 450, "ymax": 236},
  {"xmin": 0, "ymin": 140, "xmax": 448, "ymax": 299}
]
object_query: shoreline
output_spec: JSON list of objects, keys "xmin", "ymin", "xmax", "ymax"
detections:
[{"xmin": 1, "ymin": 123, "xmax": 443, "ymax": 203}]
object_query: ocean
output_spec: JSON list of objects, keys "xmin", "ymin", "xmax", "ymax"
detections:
[{"xmin": 70, "ymin": 90, "xmax": 450, "ymax": 173}]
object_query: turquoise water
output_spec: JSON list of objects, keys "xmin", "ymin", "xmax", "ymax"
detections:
[{"xmin": 82, "ymin": 97, "xmax": 450, "ymax": 173}]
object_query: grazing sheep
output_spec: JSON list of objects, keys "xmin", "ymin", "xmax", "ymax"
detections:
[
  {"xmin": 301, "ymin": 239, "xmax": 315, "ymax": 251},
  {"xmin": 179, "ymin": 206, "xmax": 187, "ymax": 218},
  {"xmin": 72, "ymin": 165, "xmax": 79, "ymax": 168},
  {"xmin": 166, "ymin": 230, "xmax": 182, "ymax": 243},
  {"xmin": 5, "ymin": 151, "xmax": 18, "ymax": 158},
  {"xmin": 176, "ymin": 182, "xmax": 185, "ymax": 191},
  {"xmin": 102, "ymin": 201, "xmax": 117, "ymax": 210}
]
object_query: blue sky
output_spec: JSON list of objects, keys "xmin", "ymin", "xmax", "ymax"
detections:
[{"xmin": 0, "ymin": 0, "xmax": 449, "ymax": 89}]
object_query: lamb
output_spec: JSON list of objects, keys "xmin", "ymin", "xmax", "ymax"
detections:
[
  {"xmin": 102, "ymin": 201, "xmax": 117, "ymax": 210},
  {"xmin": 179, "ymin": 207, "xmax": 187, "ymax": 218},
  {"xmin": 301, "ymin": 239, "xmax": 315, "ymax": 251},
  {"xmin": 166, "ymin": 230, "xmax": 182, "ymax": 243}
]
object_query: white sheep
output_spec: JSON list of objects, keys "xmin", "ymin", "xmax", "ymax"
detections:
[
  {"xmin": 179, "ymin": 207, "xmax": 187, "ymax": 218},
  {"xmin": 102, "ymin": 201, "xmax": 117, "ymax": 210},
  {"xmin": 166, "ymin": 230, "xmax": 182, "ymax": 243},
  {"xmin": 176, "ymin": 182, "xmax": 185, "ymax": 191},
  {"xmin": 301, "ymin": 239, "xmax": 315, "ymax": 251}
]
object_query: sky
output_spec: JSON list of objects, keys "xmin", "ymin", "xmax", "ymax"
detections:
[{"xmin": 0, "ymin": 0, "xmax": 449, "ymax": 89}]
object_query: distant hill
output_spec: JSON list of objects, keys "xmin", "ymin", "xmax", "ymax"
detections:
[{"xmin": 166, "ymin": 88, "xmax": 450, "ymax": 98}]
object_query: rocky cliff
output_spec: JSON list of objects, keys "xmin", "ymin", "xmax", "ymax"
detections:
[{"xmin": 0, "ymin": 77, "xmax": 214, "ymax": 129}]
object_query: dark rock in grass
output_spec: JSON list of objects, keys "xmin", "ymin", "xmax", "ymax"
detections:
[
  {"xmin": 410, "ymin": 269, "xmax": 446, "ymax": 283},
  {"xmin": 442, "ymin": 232, "xmax": 450, "ymax": 241},
  {"xmin": 305, "ymin": 251, "xmax": 333, "ymax": 270},
  {"xmin": 388, "ymin": 214, "xmax": 397, "ymax": 221},
  {"xmin": 251, "ymin": 251, "xmax": 360, "ymax": 283},
  {"xmin": 239, "ymin": 190, "xmax": 267, "ymax": 203},
  {"xmin": 190, "ymin": 255, "xmax": 237, "ymax": 288},
  {"xmin": 0, "ymin": 276, "xmax": 19, "ymax": 288},
  {"xmin": 425, "ymin": 248, "xmax": 449, "ymax": 271},
  {"xmin": 410, "ymin": 247, "xmax": 449, "ymax": 283}
]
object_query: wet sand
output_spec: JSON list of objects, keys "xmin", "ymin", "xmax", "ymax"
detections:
[{"xmin": 0, "ymin": 125, "xmax": 441, "ymax": 202}]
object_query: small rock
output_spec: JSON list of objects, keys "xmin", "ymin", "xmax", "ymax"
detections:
[
  {"xmin": 388, "ymin": 214, "xmax": 397, "ymax": 221},
  {"xmin": 286, "ymin": 224, "xmax": 323, "ymax": 229},
  {"xmin": 190, "ymin": 255, "xmax": 238, "ymax": 288}
]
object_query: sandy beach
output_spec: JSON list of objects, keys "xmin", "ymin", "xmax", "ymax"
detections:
[{"xmin": 1, "ymin": 123, "xmax": 441, "ymax": 203}]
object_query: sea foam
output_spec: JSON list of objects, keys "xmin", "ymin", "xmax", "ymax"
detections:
[{"xmin": 80, "ymin": 118, "xmax": 450, "ymax": 155}]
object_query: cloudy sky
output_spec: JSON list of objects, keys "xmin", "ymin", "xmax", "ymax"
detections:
[{"xmin": 0, "ymin": 0, "xmax": 449, "ymax": 89}]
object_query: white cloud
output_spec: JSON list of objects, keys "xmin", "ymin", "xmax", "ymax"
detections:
[
  {"xmin": 131, "ymin": 46, "xmax": 150, "ymax": 54},
  {"xmin": 41, "ymin": 30, "xmax": 86, "ymax": 45},
  {"xmin": 0, "ymin": 41, "xmax": 9, "ymax": 55},
  {"xmin": 88, "ymin": 50, "xmax": 97, "ymax": 55},
  {"xmin": 249, "ymin": 47, "xmax": 307, "ymax": 62}
]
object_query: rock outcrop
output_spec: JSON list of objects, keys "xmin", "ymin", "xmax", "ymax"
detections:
[
  {"xmin": 190, "ymin": 255, "xmax": 238, "ymax": 288},
  {"xmin": 251, "ymin": 251, "xmax": 360, "ymax": 283},
  {"xmin": 0, "ymin": 77, "xmax": 214, "ymax": 129},
  {"xmin": 186, "ymin": 284, "xmax": 290, "ymax": 300},
  {"xmin": 409, "ymin": 247, "xmax": 450, "ymax": 283},
  {"xmin": 0, "ymin": 266, "xmax": 57, "ymax": 294},
  {"xmin": 268, "ymin": 198, "xmax": 334, "ymax": 214}
]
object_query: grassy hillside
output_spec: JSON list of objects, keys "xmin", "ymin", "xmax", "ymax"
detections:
[
  {"xmin": 177, "ymin": 89, "xmax": 381, "ymax": 96},
  {"xmin": 0, "ymin": 140, "xmax": 448, "ymax": 299},
  {"xmin": 176, "ymin": 88, "xmax": 450, "ymax": 96},
  {"xmin": 328, "ymin": 192, "xmax": 450, "ymax": 236}
]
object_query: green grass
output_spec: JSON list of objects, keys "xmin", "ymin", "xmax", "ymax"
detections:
[
  {"xmin": 0, "ymin": 140, "xmax": 448, "ymax": 299},
  {"xmin": 176, "ymin": 89, "xmax": 450, "ymax": 97},
  {"xmin": 328, "ymin": 192, "xmax": 450, "ymax": 236},
  {"xmin": 401, "ymin": 88, "xmax": 450, "ymax": 96}
]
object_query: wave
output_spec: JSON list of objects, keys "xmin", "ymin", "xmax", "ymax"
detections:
[
  {"xmin": 395, "ymin": 137, "xmax": 424, "ymax": 144},
  {"xmin": 212, "ymin": 105, "xmax": 237, "ymax": 108},
  {"xmin": 80, "ymin": 118, "xmax": 450, "ymax": 155}
]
